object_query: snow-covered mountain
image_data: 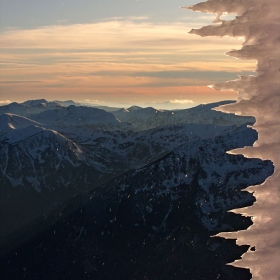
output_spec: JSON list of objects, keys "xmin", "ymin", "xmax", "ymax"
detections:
[
  {"xmin": 1, "ymin": 100, "xmax": 255, "ymax": 132},
  {"xmin": 0, "ymin": 111, "xmax": 242, "ymax": 189},
  {"xmin": 0, "ymin": 113, "xmax": 46, "ymax": 143},
  {"xmin": 52, "ymin": 100, "xmax": 81, "ymax": 107},
  {"xmin": 0, "ymin": 99, "xmax": 272, "ymax": 279},
  {"xmin": 29, "ymin": 105, "xmax": 134, "ymax": 131},
  {"xmin": 0, "ymin": 99, "xmax": 84, "ymax": 117},
  {"xmin": 93, "ymin": 124, "xmax": 273, "ymax": 235},
  {"xmin": 0, "ymin": 109, "xmax": 244, "ymax": 247},
  {"xmin": 112, "ymin": 100, "xmax": 255, "ymax": 131},
  {"xmin": 0, "ymin": 100, "xmax": 64, "ymax": 117},
  {"xmin": 1, "ymin": 123, "xmax": 273, "ymax": 280}
]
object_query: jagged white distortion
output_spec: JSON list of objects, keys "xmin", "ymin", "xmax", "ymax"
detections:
[{"xmin": 182, "ymin": 0, "xmax": 280, "ymax": 279}]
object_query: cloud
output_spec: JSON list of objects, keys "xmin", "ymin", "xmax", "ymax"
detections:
[
  {"xmin": 169, "ymin": 99, "xmax": 194, "ymax": 104},
  {"xmin": 84, "ymin": 99, "xmax": 104, "ymax": 104},
  {"xmin": 0, "ymin": 19, "xmax": 254, "ymax": 104},
  {"xmin": 0, "ymin": 100, "xmax": 11, "ymax": 104}
]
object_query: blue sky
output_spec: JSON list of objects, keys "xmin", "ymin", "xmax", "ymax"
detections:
[
  {"xmin": 0, "ymin": 0, "xmax": 255, "ymax": 108},
  {"xmin": 0, "ymin": 0, "xmax": 198, "ymax": 28}
]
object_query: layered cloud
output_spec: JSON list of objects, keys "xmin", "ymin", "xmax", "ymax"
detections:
[{"xmin": 0, "ymin": 18, "xmax": 255, "ymax": 105}]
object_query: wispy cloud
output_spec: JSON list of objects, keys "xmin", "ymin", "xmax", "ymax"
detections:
[
  {"xmin": 84, "ymin": 99, "xmax": 104, "ymax": 104},
  {"xmin": 0, "ymin": 100, "xmax": 11, "ymax": 104},
  {"xmin": 0, "ymin": 20, "xmax": 251, "ymax": 54},
  {"xmin": 169, "ymin": 99, "xmax": 194, "ymax": 104},
  {"xmin": 0, "ymin": 19, "xmax": 255, "ymax": 103}
]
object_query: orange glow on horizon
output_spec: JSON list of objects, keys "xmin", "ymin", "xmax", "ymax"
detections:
[{"xmin": 0, "ymin": 20, "xmax": 254, "ymax": 105}]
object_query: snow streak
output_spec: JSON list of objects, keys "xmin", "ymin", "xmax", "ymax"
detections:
[{"xmin": 183, "ymin": 0, "xmax": 280, "ymax": 279}]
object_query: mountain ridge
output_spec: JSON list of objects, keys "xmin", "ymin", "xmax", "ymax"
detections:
[
  {"xmin": 0, "ymin": 99, "xmax": 271, "ymax": 279},
  {"xmin": 0, "ymin": 121, "xmax": 273, "ymax": 280}
]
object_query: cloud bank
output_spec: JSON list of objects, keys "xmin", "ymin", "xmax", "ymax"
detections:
[{"xmin": 186, "ymin": 0, "xmax": 280, "ymax": 279}]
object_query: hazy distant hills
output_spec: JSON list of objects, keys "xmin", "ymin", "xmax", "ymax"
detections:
[
  {"xmin": 0, "ymin": 100, "xmax": 63, "ymax": 117},
  {"xmin": 0, "ymin": 99, "xmax": 270, "ymax": 279},
  {"xmin": 29, "ymin": 105, "xmax": 134, "ymax": 131},
  {"xmin": 0, "ymin": 99, "xmax": 255, "ymax": 132},
  {"xmin": 112, "ymin": 100, "xmax": 255, "ymax": 131}
]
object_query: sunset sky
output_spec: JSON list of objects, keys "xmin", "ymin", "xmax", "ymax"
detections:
[{"xmin": 0, "ymin": 0, "xmax": 256, "ymax": 109}]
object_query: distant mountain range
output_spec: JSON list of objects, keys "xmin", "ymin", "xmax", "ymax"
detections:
[
  {"xmin": 0, "ymin": 99, "xmax": 271, "ymax": 279},
  {"xmin": 112, "ymin": 100, "xmax": 255, "ymax": 131},
  {"xmin": 0, "ymin": 99, "xmax": 255, "ymax": 131}
]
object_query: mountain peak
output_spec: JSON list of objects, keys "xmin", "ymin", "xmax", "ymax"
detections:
[
  {"xmin": 127, "ymin": 105, "xmax": 142, "ymax": 111},
  {"xmin": 22, "ymin": 99, "xmax": 48, "ymax": 106}
]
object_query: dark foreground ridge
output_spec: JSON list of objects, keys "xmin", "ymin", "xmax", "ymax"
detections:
[{"xmin": 0, "ymin": 125, "xmax": 273, "ymax": 280}]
